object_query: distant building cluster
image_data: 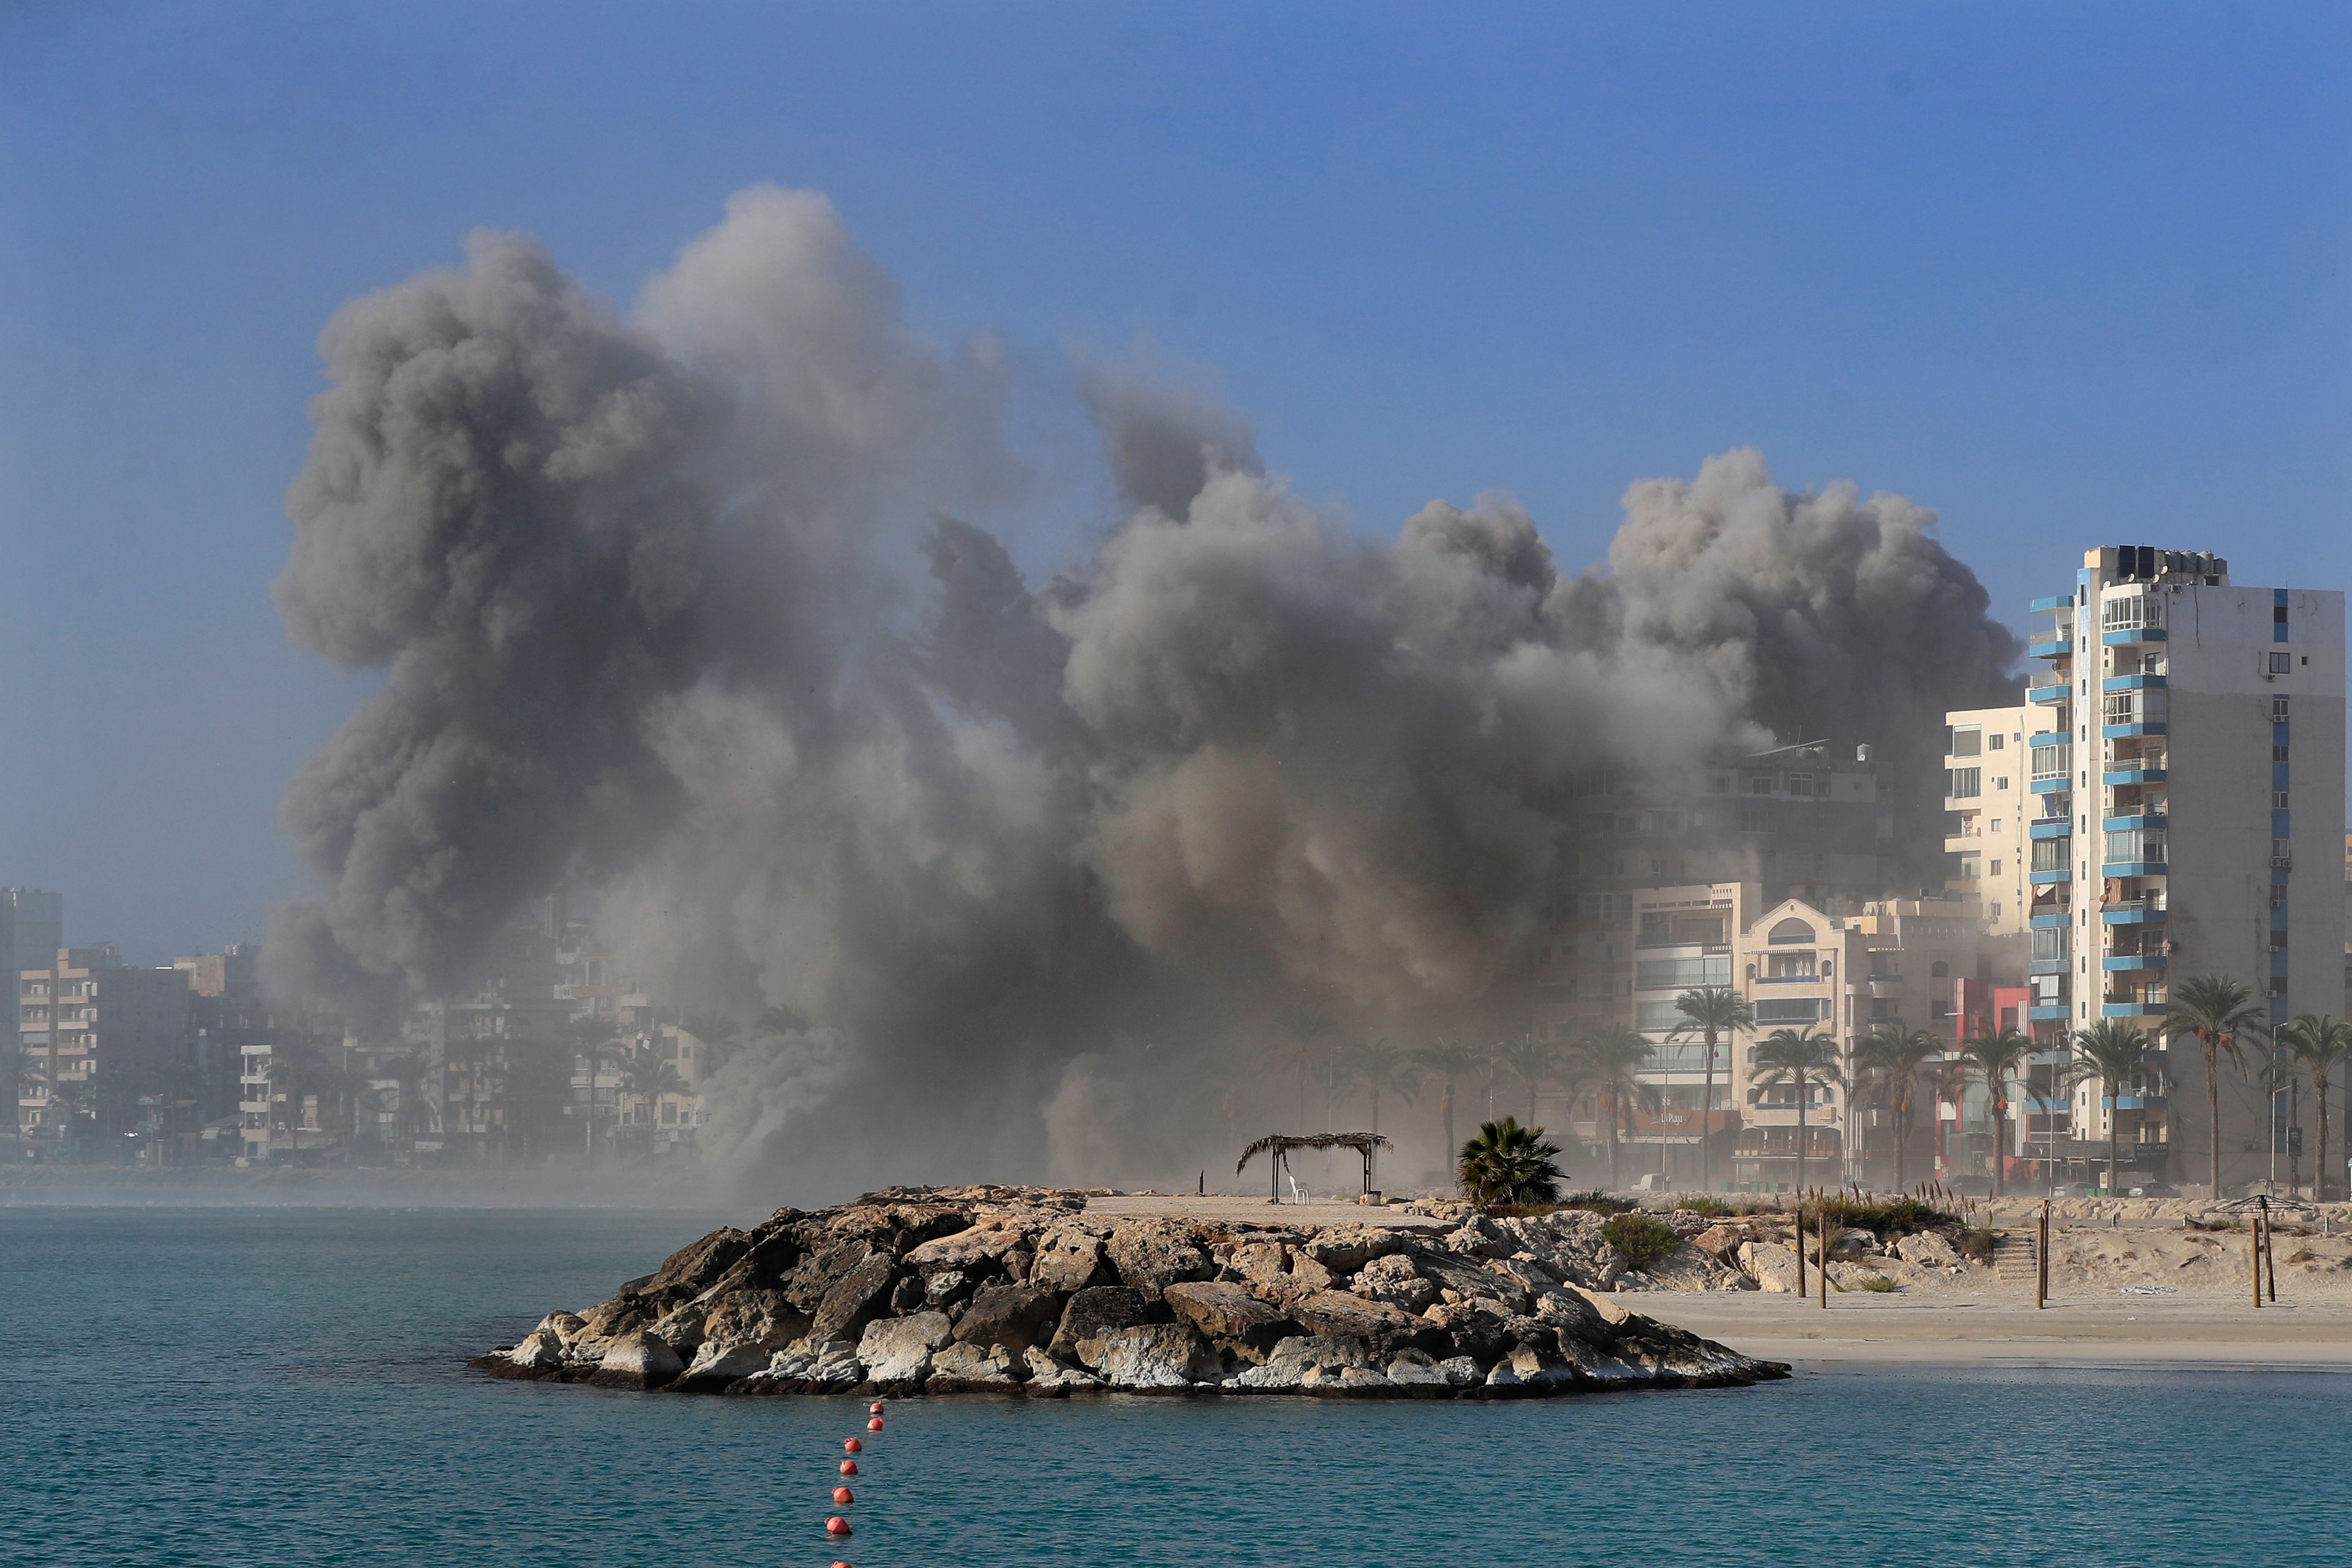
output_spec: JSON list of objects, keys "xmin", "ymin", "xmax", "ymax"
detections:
[
  {"xmin": 6, "ymin": 889, "xmax": 717, "ymax": 1170},
  {"xmin": 1529, "ymin": 546, "xmax": 2348, "ymax": 1197},
  {"xmin": 10, "ymin": 543, "xmax": 2350, "ymax": 1195}
]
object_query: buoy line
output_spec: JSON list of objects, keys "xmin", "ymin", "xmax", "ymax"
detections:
[{"xmin": 825, "ymin": 1396, "xmax": 887, "ymax": 1564}]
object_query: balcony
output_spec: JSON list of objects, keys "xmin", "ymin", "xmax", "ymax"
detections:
[
  {"xmin": 2027, "ymin": 684, "xmax": 2069, "ymax": 704},
  {"xmin": 2029, "ymin": 820, "xmax": 2071, "ymax": 840},
  {"xmin": 2029, "ymin": 1004, "xmax": 2072, "ymax": 1022},
  {"xmin": 2105, "ymin": 766, "xmax": 2166, "ymax": 786},
  {"xmin": 2108, "ymin": 1095, "xmax": 2169, "ymax": 1112},
  {"xmin": 2100, "ymin": 625, "xmax": 2168, "ymax": 646},
  {"xmin": 1756, "ymin": 973, "xmax": 1823, "ymax": 986},
  {"xmin": 2102, "ymin": 674, "xmax": 2167, "ymax": 692},
  {"xmin": 2103, "ymin": 861, "xmax": 2168, "ymax": 879},
  {"xmin": 2030, "ymin": 777, "xmax": 2072, "ymax": 795},
  {"xmin": 2103, "ymin": 954, "xmax": 2165, "ymax": 971},
  {"xmin": 2029, "ymin": 636, "xmax": 2073, "ymax": 659},
  {"xmin": 2103, "ymin": 722, "xmax": 2168, "ymax": 739},
  {"xmin": 2030, "ymin": 869, "xmax": 2074, "ymax": 885},
  {"xmin": 2103, "ymin": 813, "xmax": 2167, "ymax": 832},
  {"xmin": 2103, "ymin": 902, "xmax": 2166, "ymax": 925},
  {"xmin": 2028, "ymin": 957, "xmax": 2067, "ymax": 976},
  {"xmin": 2030, "ymin": 911, "xmax": 2071, "ymax": 929},
  {"xmin": 2103, "ymin": 998, "xmax": 2165, "ymax": 1019},
  {"xmin": 2030, "ymin": 595, "xmax": 2076, "ymax": 614}
]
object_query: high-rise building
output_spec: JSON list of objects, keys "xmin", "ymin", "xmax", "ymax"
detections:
[
  {"xmin": 15, "ymin": 944, "xmax": 192, "ymax": 1155},
  {"xmin": 3, "ymin": 888, "xmax": 64, "ymax": 997},
  {"xmin": 2017, "ymin": 545, "xmax": 2345, "ymax": 1193},
  {"xmin": 1942, "ymin": 707, "xmax": 2034, "ymax": 935}
]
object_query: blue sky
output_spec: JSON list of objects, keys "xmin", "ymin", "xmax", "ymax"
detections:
[{"xmin": 2, "ymin": 1, "xmax": 2346, "ymax": 961}]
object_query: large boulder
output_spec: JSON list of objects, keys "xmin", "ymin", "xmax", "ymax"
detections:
[
  {"xmin": 1300, "ymin": 1226, "xmax": 1404, "ymax": 1276},
  {"xmin": 646, "ymin": 1228, "xmax": 753, "ymax": 1294},
  {"xmin": 810, "ymin": 1251, "xmax": 900, "ymax": 1344},
  {"xmin": 1161, "ymin": 1281, "xmax": 1298, "ymax": 1362},
  {"xmin": 904, "ymin": 1221, "xmax": 1031, "ymax": 1275},
  {"xmin": 1050, "ymin": 1286, "xmax": 1169, "ymax": 1365},
  {"xmin": 1289, "ymin": 1290, "xmax": 1436, "ymax": 1355},
  {"xmin": 1352, "ymin": 1253, "xmax": 1438, "ymax": 1314},
  {"xmin": 927, "ymin": 1341, "xmax": 1024, "ymax": 1392},
  {"xmin": 1234, "ymin": 1334, "xmax": 1369, "ymax": 1392},
  {"xmin": 1090, "ymin": 1323, "xmax": 1217, "ymax": 1390},
  {"xmin": 1104, "ymin": 1221, "xmax": 1213, "ymax": 1295},
  {"xmin": 533, "ymin": 1310, "xmax": 587, "ymax": 1345},
  {"xmin": 1030, "ymin": 1228, "xmax": 1110, "ymax": 1294},
  {"xmin": 1894, "ymin": 1232, "xmax": 1962, "ymax": 1270},
  {"xmin": 589, "ymin": 1330, "xmax": 684, "ymax": 1389},
  {"xmin": 1021, "ymin": 1346, "xmax": 1103, "ymax": 1396},
  {"xmin": 1218, "ymin": 1241, "xmax": 1294, "ymax": 1288},
  {"xmin": 952, "ymin": 1284, "xmax": 1066, "ymax": 1353},
  {"xmin": 1737, "ymin": 1241, "xmax": 1804, "ymax": 1294},
  {"xmin": 508, "ymin": 1327, "xmax": 565, "ymax": 1372},
  {"xmin": 674, "ymin": 1338, "xmax": 776, "ymax": 1392},
  {"xmin": 859, "ymin": 1311, "xmax": 954, "ymax": 1390},
  {"xmin": 1618, "ymin": 1243, "xmax": 1747, "ymax": 1294}
]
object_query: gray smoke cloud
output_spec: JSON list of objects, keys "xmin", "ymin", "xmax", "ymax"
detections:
[{"xmin": 268, "ymin": 185, "xmax": 2018, "ymax": 1197}]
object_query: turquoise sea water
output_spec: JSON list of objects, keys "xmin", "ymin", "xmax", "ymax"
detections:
[{"xmin": 4, "ymin": 1204, "xmax": 2348, "ymax": 1567}]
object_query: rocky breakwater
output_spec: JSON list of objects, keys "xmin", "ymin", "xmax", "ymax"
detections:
[{"xmin": 470, "ymin": 1186, "xmax": 1787, "ymax": 1399}]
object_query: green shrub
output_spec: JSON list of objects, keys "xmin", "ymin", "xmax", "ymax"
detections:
[
  {"xmin": 1562, "ymin": 1189, "xmax": 1637, "ymax": 1216},
  {"xmin": 1602, "ymin": 1212, "xmax": 1681, "ymax": 1268},
  {"xmin": 1677, "ymin": 1195, "xmax": 1734, "ymax": 1218},
  {"xmin": 1953, "ymin": 1226, "xmax": 1998, "ymax": 1265},
  {"xmin": 1852, "ymin": 1275, "xmax": 1899, "ymax": 1292}
]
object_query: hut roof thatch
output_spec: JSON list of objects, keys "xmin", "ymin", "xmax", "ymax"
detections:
[{"xmin": 1236, "ymin": 1131, "xmax": 1392, "ymax": 1173}]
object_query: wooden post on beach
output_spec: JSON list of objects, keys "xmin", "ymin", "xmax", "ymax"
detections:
[
  {"xmin": 2265, "ymin": 1213, "xmax": 2279, "ymax": 1303},
  {"xmin": 2251, "ymin": 1216, "xmax": 2263, "ymax": 1309},
  {"xmin": 1817, "ymin": 1204, "xmax": 1829, "ymax": 1309},
  {"xmin": 2037, "ymin": 1199, "xmax": 2050, "ymax": 1310},
  {"xmin": 1795, "ymin": 1197, "xmax": 1806, "ymax": 1298}
]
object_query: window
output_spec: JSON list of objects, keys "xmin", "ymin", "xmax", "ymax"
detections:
[
  {"xmin": 2031, "ymin": 927, "xmax": 2068, "ymax": 963},
  {"xmin": 1989, "ymin": 818, "xmax": 2004, "ymax": 832},
  {"xmin": 1989, "ymin": 859, "xmax": 2003, "ymax": 876},
  {"xmin": 2274, "ymin": 792, "xmax": 2290, "ymax": 809},
  {"xmin": 2030, "ymin": 743, "xmax": 2070, "ymax": 781},
  {"xmin": 2032, "ymin": 839, "xmax": 2070, "ymax": 872},
  {"xmin": 2270, "ymin": 652, "xmax": 2293, "ymax": 675},
  {"xmin": 1956, "ymin": 855, "xmax": 1981, "ymax": 880},
  {"xmin": 2275, "ymin": 745, "xmax": 2291, "ymax": 763},
  {"xmin": 1989, "ymin": 734, "xmax": 2005, "ymax": 751},
  {"xmin": 1947, "ymin": 767, "xmax": 1982, "ymax": 799},
  {"xmin": 2272, "ymin": 839, "xmax": 2293, "ymax": 863},
  {"xmin": 1992, "ymin": 777, "xmax": 2010, "ymax": 791},
  {"xmin": 1769, "ymin": 918, "xmax": 1815, "ymax": 944},
  {"xmin": 2106, "ymin": 829, "xmax": 2166, "ymax": 864},
  {"xmin": 2272, "ymin": 696, "xmax": 2291, "ymax": 722},
  {"xmin": 1754, "ymin": 998, "xmax": 1824, "ymax": 1024},
  {"xmin": 1738, "ymin": 805, "xmax": 1771, "ymax": 833},
  {"xmin": 1948, "ymin": 727, "xmax": 1983, "ymax": 758},
  {"xmin": 1746, "ymin": 775, "xmax": 1772, "ymax": 795},
  {"xmin": 2102, "ymin": 595, "xmax": 2160, "ymax": 631},
  {"xmin": 1765, "ymin": 952, "xmax": 1816, "ymax": 978},
  {"xmin": 1787, "ymin": 774, "xmax": 1816, "ymax": 797},
  {"xmin": 2103, "ymin": 693, "xmax": 2139, "ymax": 725},
  {"xmin": 2271, "ymin": 886, "xmax": 2288, "ymax": 910}
]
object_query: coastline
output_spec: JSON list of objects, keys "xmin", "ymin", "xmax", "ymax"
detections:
[{"xmin": 1638, "ymin": 1294, "xmax": 2352, "ymax": 1370}]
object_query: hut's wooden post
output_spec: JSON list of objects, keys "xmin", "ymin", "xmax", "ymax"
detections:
[
  {"xmin": 2266, "ymin": 1213, "xmax": 2279, "ymax": 1303},
  {"xmin": 2251, "ymin": 1217, "xmax": 2263, "ymax": 1309},
  {"xmin": 1795, "ymin": 1202, "xmax": 1807, "ymax": 1297}
]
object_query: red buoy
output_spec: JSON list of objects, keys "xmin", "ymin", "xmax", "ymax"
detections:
[
  {"xmin": 839, "ymin": 1460, "xmax": 858, "ymax": 1476},
  {"xmin": 833, "ymin": 1487, "xmax": 854, "ymax": 1505},
  {"xmin": 832, "ymin": 1562, "xmax": 853, "ymax": 1568},
  {"xmin": 826, "ymin": 1516, "xmax": 853, "ymax": 1537},
  {"xmin": 866, "ymin": 1417, "xmax": 884, "ymax": 1431},
  {"xmin": 868, "ymin": 1401, "xmax": 884, "ymax": 1414},
  {"xmin": 843, "ymin": 1438, "xmax": 863, "ymax": 1453}
]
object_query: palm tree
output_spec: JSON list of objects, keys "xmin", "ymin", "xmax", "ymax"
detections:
[
  {"xmin": 1959, "ymin": 1025, "xmax": 2033, "ymax": 1195},
  {"xmin": 1414, "ymin": 1039, "xmax": 1482, "ymax": 1165},
  {"xmin": 1853, "ymin": 1025, "xmax": 1943, "ymax": 1193},
  {"xmin": 1494, "ymin": 1035, "xmax": 1561, "ymax": 1128},
  {"xmin": 2066, "ymin": 1019, "xmax": 2156, "ymax": 1195},
  {"xmin": 1665, "ymin": 986, "xmax": 1752, "ymax": 1195},
  {"xmin": 618, "ymin": 1040, "xmax": 686, "ymax": 1161},
  {"xmin": 2279, "ymin": 1014, "xmax": 2352, "ymax": 1202},
  {"xmin": 1575, "ymin": 1023, "xmax": 1657, "ymax": 1191},
  {"xmin": 1457, "ymin": 1116, "xmax": 1565, "ymax": 1207},
  {"xmin": 2168, "ymin": 974, "xmax": 2271, "ymax": 1199},
  {"xmin": 1748, "ymin": 1029, "xmax": 1845, "ymax": 1195},
  {"xmin": 1348, "ymin": 1042, "xmax": 1420, "ymax": 1186}
]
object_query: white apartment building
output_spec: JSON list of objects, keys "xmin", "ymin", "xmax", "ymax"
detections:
[
  {"xmin": 2022, "ymin": 545, "xmax": 2345, "ymax": 1193},
  {"xmin": 1619, "ymin": 881, "xmax": 1994, "ymax": 1188},
  {"xmin": 1943, "ymin": 707, "xmax": 2033, "ymax": 937}
]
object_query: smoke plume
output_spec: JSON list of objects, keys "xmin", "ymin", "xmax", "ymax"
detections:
[{"xmin": 268, "ymin": 184, "xmax": 2018, "ymax": 1196}]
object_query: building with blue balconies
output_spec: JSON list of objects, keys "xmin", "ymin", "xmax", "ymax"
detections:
[{"xmin": 1989, "ymin": 545, "xmax": 2345, "ymax": 1196}]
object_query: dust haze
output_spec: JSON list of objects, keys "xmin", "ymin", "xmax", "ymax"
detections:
[{"xmin": 264, "ymin": 184, "xmax": 2018, "ymax": 1200}]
